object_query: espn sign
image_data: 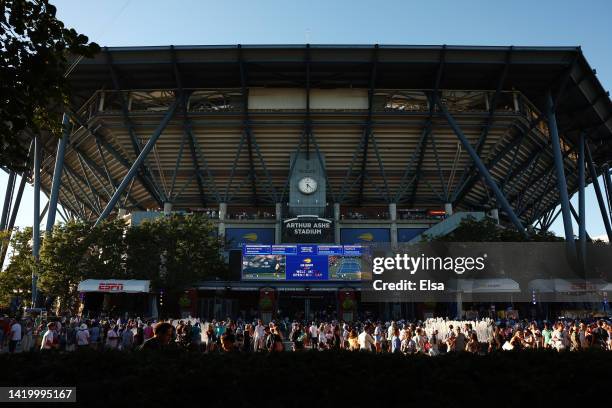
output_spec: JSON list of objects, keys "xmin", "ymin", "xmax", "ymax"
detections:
[
  {"xmin": 77, "ymin": 279, "xmax": 150, "ymax": 293},
  {"xmin": 98, "ymin": 282, "xmax": 124, "ymax": 292}
]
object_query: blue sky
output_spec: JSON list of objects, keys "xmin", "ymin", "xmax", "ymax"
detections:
[{"xmin": 1, "ymin": 0, "xmax": 611, "ymax": 240}]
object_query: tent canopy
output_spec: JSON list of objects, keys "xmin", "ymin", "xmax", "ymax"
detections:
[{"xmin": 451, "ymin": 278, "xmax": 521, "ymax": 293}]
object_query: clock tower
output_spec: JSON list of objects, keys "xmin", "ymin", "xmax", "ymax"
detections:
[{"xmin": 288, "ymin": 152, "xmax": 326, "ymax": 216}]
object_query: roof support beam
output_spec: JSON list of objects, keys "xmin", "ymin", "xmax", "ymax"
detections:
[
  {"xmin": 71, "ymin": 141, "xmax": 142, "ymax": 209},
  {"xmin": 238, "ymin": 45, "xmax": 259, "ymax": 206},
  {"xmin": 453, "ymin": 48, "xmax": 512, "ymax": 202},
  {"xmin": 32, "ymin": 135, "xmax": 41, "ymax": 306},
  {"xmin": 409, "ymin": 48, "xmax": 447, "ymax": 206},
  {"xmin": 394, "ymin": 120, "xmax": 430, "ymax": 203},
  {"xmin": 357, "ymin": 45, "xmax": 379, "ymax": 204},
  {"xmin": 545, "ymin": 91, "xmax": 577, "ymax": 259},
  {"xmin": 0, "ymin": 172, "xmax": 27, "ymax": 266},
  {"xmin": 45, "ymin": 113, "xmax": 69, "ymax": 232},
  {"xmin": 94, "ymin": 98, "xmax": 178, "ymax": 227},
  {"xmin": 65, "ymin": 168, "xmax": 101, "ymax": 215},
  {"xmin": 105, "ymin": 48, "xmax": 164, "ymax": 205},
  {"xmin": 577, "ymin": 131, "xmax": 587, "ymax": 262},
  {"xmin": 68, "ymin": 110, "xmax": 155, "ymax": 207},
  {"xmin": 603, "ymin": 164, "xmax": 612, "ymax": 223},
  {"xmin": 434, "ymin": 93, "xmax": 527, "ymax": 237},
  {"xmin": 0, "ymin": 171, "xmax": 16, "ymax": 230},
  {"xmin": 171, "ymin": 46, "xmax": 210, "ymax": 206},
  {"xmin": 586, "ymin": 142, "xmax": 612, "ymax": 241}
]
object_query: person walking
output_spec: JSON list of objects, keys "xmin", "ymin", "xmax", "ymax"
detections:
[
  {"xmin": 76, "ymin": 324, "xmax": 90, "ymax": 350},
  {"xmin": 121, "ymin": 324, "xmax": 134, "ymax": 351},
  {"xmin": 8, "ymin": 318, "xmax": 22, "ymax": 353}
]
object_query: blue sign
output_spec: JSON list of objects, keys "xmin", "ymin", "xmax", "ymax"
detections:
[
  {"xmin": 242, "ymin": 245, "xmax": 271, "ymax": 256},
  {"xmin": 225, "ymin": 228, "xmax": 275, "ymax": 249},
  {"xmin": 342, "ymin": 245, "xmax": 367, "ymax": 256},
  {"xmin": 317, "ymin": 245, "xmax": 344, "ymax": 255},
  {"xmin": 271, "ymin": 245, "xmax": 297, "ymax": 255},
  {"xmin": 286, "ymin": 255, "xmax": 329, "ymax": 280},
  {"xmin": 297, "ymin": 244, "xmax": 318, "ymax": 255},
  {"xmin": 398, "ymin": 228, "xmax": 427, "ymax": 242},
  {"xmin": 340, "ymin": 228, "xmax": 390, "ymax": 244}
]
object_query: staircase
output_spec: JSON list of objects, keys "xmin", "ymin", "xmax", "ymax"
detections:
[{"xmin": 407, "ymin": 211, "xmax": 486, "ymax": 243}]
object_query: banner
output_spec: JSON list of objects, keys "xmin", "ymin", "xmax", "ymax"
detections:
[
  {"xmin": 225, "ymin": 228, "xmax": 275, "ymax": 249},
  {"xmin": 282, "ymin": 216, "xmax": 333, "ymax": 243},
  {"xmin": 340, "ymin": 228, "xmax": 390, "ymax": 244},
  {"xmin": 77, "ymin": 280, "xmax": 151, "ymax": 293}
]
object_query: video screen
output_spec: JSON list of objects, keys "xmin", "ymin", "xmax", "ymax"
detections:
[
  {"xmin": 241, "ymin": 244, "xmax": 369, "ymax": 281},
  {"xmin": 328, "ymin": 256, "xmax": 364, "ymax": 280},
  {"xmin": 242, "ymin": 254, "xmax": 286, "ymax": 280}
]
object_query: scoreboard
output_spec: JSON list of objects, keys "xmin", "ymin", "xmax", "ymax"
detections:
[{"xmin": 241, "ymin": 244, "xmax": 369, "ymax": 281}]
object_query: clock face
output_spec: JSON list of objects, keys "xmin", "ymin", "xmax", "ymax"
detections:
[{"xmin": 298, "ymin": 177, "xmax": 318, "ymax": 194}]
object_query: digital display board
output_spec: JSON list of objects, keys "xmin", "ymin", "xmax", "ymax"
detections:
[{"xmin": 241, "ymin": 244, "xmax": 369, "ymax": 281}]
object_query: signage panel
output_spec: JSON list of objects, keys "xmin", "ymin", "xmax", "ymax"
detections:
[{"xmin": 282, "ymin": 216, "xmax": 334, "ymax": 243}]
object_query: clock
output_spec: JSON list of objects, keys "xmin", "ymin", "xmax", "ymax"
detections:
[{"xmin": 298, "ymin": 176, "xmax": 318, "ymax": 194}]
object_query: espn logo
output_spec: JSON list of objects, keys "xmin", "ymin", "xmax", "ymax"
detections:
[{"xmin": 98, "ymin": 283, "xmax": 124, "ymax": 291}]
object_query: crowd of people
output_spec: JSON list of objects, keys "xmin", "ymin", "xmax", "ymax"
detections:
[{"xmin": 0, "ymin": 314, "xmax": 610, "ymax": 354}]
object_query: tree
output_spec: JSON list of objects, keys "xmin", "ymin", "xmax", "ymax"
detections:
[
  {"xmin": 38, "ymin": 220, "xmax": 90, "ymax": 311},
  {"xmin": 125, "ymin": 215, "xmax": 226, "ymax": 314},
  {"xmin": 426, "ymin": 216, "xmax": 563, "ymax": 242},
  {"xmin": 1, "ymin": 0, "xmax": 99, "ymax": 170},
  {"xmin": 0, "ymin": 227, "xmax": 33, "ymax": 308},
  {"xmin": 86, "ymin": 219, "xmax": 128, "ymax": 279},
  {"xmin": 3, "ymin": 215, "xmax": 225, "ymax": 314}
]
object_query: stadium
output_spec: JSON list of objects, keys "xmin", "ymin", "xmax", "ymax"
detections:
[{"xmin": 4, "ymin": 44, "xmax": 612, "ymax": 321}]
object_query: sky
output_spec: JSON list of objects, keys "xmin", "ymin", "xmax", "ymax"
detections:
[{"xmin": 1, "ymin": 0, "xmax": 611, "ymax": 241}]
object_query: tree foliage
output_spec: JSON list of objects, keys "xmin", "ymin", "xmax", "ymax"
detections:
[
  {"xmin": 39, "ymin": 221, "xmax": 96, "ymax": 311},
  {"xmin": 124, "ymin": 215, "xmax": 227, "ymax": 299},
  {"xmin": 0, "ymin": 0, "xmax": 99, "ymax": 169},
  {"xmin": 426, "ymin": 216, "xmax": 563, "ymax": 242},
  {"xmin": 0, "ymin": 215, "xmax": 226, "ymax": 313},
  {"xmin": 0, "ymin": 227, "xmax": 33, "ymax": 308}
]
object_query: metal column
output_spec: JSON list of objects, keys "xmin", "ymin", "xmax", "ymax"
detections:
[
  {"xmin": 94, "ymin": 100, "xmax": 178, "ymax": 226},
  {"xmin": 218, "ymin": 202, "xmax": 227, "ymax": 240},
  {"xmin": 45, "ymin": 114, "xmax": 70, "ymax": 232},
  {"xmin": 578, "ymin": 132, "xmax": 586, "ymax": 264},
  {"xmin": 389, "ymin": 203, "xmax": 398, "ymax": 249},
  {"xmin": 586, "ymin": 143, "xmax": 612, "ymax": 241},
  {"xmin": 32, "ymin": 135, "xmax": 41, "ymax": 306},
  {"xmin": 434, "ymin": 94, "xmax": 527, "ymax": 237},
  {"xmin": 275, "ymin": 203, "xmax": 282, "ymax": 244},
  {"xmin": 1, "ymin": 171, "xmax": 16, "ymax": 230},
  {"xmin": 545, "ymin": 92, "xmax": 576, "ymax": 259},
  {"xmin": 603, "ymin": 164, "xmax": 612, "ymax": 222},
  {"xmin": 0, "ymin": 174, "xmax": 27, "ymax": 265},
  {"xmin": 333, "ymin": 203, "xmax": 341, "ymax": 244}
]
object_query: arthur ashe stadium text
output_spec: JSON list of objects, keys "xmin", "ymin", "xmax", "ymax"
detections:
[{"xmin": 284, "ymin": 222, "xmax": 330, "ymax": 235}]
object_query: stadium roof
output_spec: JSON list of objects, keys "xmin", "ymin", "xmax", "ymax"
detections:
[
  {"xmin": 11, "ymin": 44, "xmax": 612, "ymax": 231},
  {"xmin": 67, "ymin": 44, "xmax": 612, "ymax": 156}
]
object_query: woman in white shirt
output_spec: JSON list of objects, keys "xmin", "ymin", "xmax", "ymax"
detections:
[
  {"xmin": 358, "ymin": 325, "xmax": 375, "ymax": 351},
  {"xmin": 106, "ymin": 326, "xmax": 120, "ymax": 349},
  {"xmin": 40, "ymin": 322, "xmax": 57, "ymax": 351},
  {"xmin": 551, "ymin": 323, "xmax": 567, "ymax": 351},
  {"xmin": 77, "ymin": 324, "xmax": 90, "ymax": 349},
  {"xmin": 318, "ymin": 323, "xmax": 327, "ymax": 349}
]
